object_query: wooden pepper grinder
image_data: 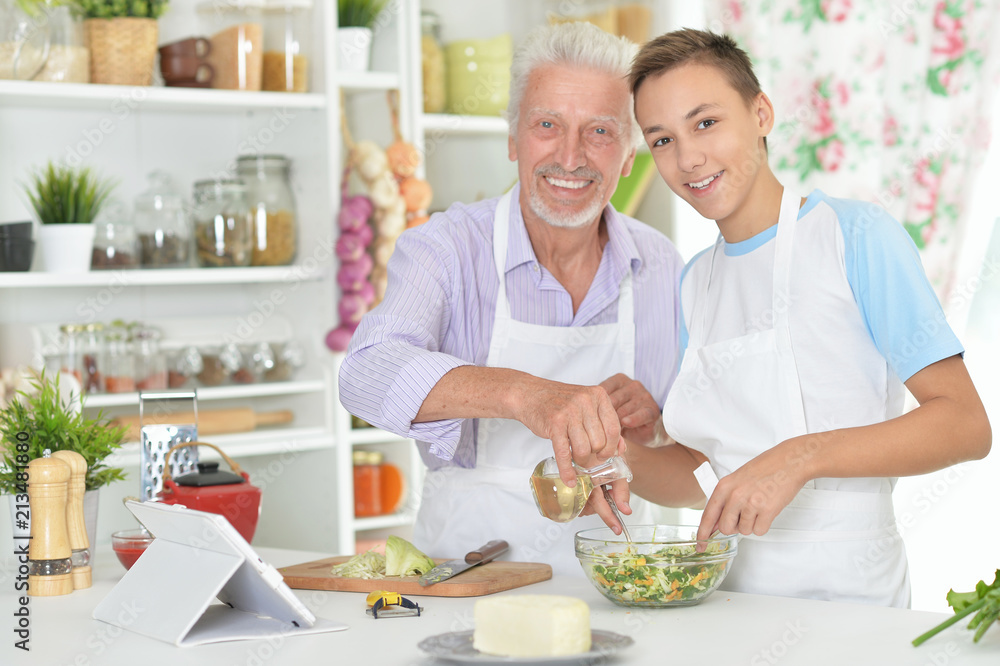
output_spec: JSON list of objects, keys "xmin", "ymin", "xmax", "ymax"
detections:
[
  {"xmin": 27, "ymin": 453, "xmax": 74, "ymax": 597},
  {"xmin": 52, "ymin": 450, "xmax": 92, "ymax": 590}
]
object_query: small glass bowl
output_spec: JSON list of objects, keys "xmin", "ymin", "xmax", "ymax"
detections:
[
  {"xmin": 575, "ymin": 525, "xmax": 738, "ymax": 608},
  {"xmin": 111, "ymin": 528, "xmax": 155, "ymax": 570}
]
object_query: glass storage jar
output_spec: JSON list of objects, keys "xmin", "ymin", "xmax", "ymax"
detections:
[
  {"xmin": 103, "ymin": 323, "xmax": 135, "ymax": 394},
  {"xmin": 231, "ymin": 342, "xmax": 274, "ymax": 384},
  {"xmin": 197, "ymin": 0, "xmax": 264, "ymax": 91},
  {"xmin": 32, "ymin": 3, "xmax": 87, "ymax": 82},
  {"xmin": 132, "ymin": 325, "xmax": 167, "ymax": 390},
  {"xmin": 236, "ymin": 155, "xmax": 297, "ymax": 266},
  {"xmin": 0, "ymin": 0, "xmax": 50, "ymax": 80},
  {"xmin": 135, "ymin": 171, "xmax": 191, "ymax": 268},
  {"xmin": 59, "ymin": 323, "xmax": 83, "ymax": 387},
  {"xmin": 80, "ymin": 322, "xmax": 104, "ymax": 394},
  {"xmin": 196, "ymin": 343, "xmax": 242, "ymax": 386},
  {"xmin": 420, "ymin": 10, "xmax": 445, "ymax": 113},
  {"xmin": 353, "ymin": 450, "xmax": 382, "ymax": 518},
  {"xmin": 92, "ymin": 201, "xmax": 139, "ymax": 270},
  {"xmin": 167, "ymin": 346, "xmax": 203, "ymax": 388},
  {"xmin": 193, "ymin": 179, "xmax": 254, "ymax": 267},
  {"xmin": 263, "ymin": 339, "xmax": 304, "ymax": 381},
  {"xmin": 261, "ymin": 0, "xmax": 311, "ymax": 93}
]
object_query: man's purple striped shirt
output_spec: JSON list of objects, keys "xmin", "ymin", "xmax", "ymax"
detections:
[{"xmin": 339, "ymin": 184, "xmax": 684, "ymax": 469}]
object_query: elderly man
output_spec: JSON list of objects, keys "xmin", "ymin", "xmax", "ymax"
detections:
[{"xmin": 339, "ymin": 22, "xmax": 683, "ymax": 575}]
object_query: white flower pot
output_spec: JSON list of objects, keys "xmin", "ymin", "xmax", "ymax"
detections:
[
  {"xmin": 36, "ymin": 224, "xmax": 95, "ymax": 273},
  {"xmin": 337, "ymin": 27, "xmax": 373, "ymax": 72}
]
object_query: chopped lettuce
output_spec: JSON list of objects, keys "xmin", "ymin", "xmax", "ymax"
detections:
[
  {"xmin": 329, "ymin": 536, "xmax": 437, "ymax": 579},
  {"xmin": 583, "ymin": 542, "xmax": 731, "ymax": 605},
  {"xmin": 385, "ymin": 535, "xmax": 436, "ymax": 576},
  {"xmin": 330, "ymin": 549, "xmax": 386, "ymax": 579}
]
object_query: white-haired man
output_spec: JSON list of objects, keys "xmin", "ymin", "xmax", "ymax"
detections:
[{"xmin": 339, "ymin": 22, "xmax": 684, "ymax": 574}]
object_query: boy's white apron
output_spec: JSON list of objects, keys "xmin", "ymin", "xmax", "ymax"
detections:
[{"xmin": 661, "ymin": 188, "xmax": 909, "ymax": 607}]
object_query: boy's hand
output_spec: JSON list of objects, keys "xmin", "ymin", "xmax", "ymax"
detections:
[
  {"xmin": 599, "ymin": 373, "xmax": 662, "ymax": 447},
  {"xmin": 696, "ymin": 440, "xmax": 809, "ymax": 546}
]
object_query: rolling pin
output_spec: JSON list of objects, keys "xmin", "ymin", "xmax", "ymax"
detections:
[{"xmin": 112, "ymin": 408, "xmax": 294, "ymax": 441}]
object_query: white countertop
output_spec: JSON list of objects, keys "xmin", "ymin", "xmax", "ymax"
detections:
[{"xmin": 2, "ymin": 546, "xmax": 998, "ymax": 665}]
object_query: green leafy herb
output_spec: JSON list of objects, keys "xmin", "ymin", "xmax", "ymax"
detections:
[
  {"xmin": 23, "ymin": 162, "xmax": 116, "ymax": 225},
  {"xmin": 0, "ymin": 371, "xmax": 127, "ymax": 492},
  {"xmin": 337, "ymin": 0, "xmax": 388, "ymax": 29},
  {"xmin": 912, "ymin": 571, "xmax": 1000, "ymax": 646},
  {"xmin": 73, "ymin": 0, "xmax": 169, "ymax": 19}
]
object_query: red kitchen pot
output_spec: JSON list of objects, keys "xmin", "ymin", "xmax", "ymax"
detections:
[{"xmin": 158, "ymin": 441, "xmax": 262, "ymax": 543}]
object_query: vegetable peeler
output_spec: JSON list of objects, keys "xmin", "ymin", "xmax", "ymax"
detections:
[{"xmin": 365, "ymin": 590, "xmax": 422, "ymax": 619}]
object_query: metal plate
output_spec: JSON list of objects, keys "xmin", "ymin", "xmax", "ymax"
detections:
[{"xmin": 417, "ymin": 629, "xmax": 634, "ymax": 664}]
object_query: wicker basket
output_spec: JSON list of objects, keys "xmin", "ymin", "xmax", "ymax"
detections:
[{"xmin": 84, "ymin": 17, "xmax": 158, "ymax": 86}]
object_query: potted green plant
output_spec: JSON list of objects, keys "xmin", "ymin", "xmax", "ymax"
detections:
[
  {"xmin": 73, "ymin": 0, "xmax": 169, "ymax": 85},
  {"xmin": 0, "ymin": 370, "xmax": 126, "ymax": 552},
  {"xmin": 23, "ymin": 161, "xmax": 115, "ymax": 272},
  {"xmin": 336, "ymin": 0, "xmax": 387, "ymax": 71}
]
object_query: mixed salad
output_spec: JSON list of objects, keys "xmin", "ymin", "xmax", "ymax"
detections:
[{"xmin": 582, "ymin": 542, "xmax": 733, "ymax": 605}]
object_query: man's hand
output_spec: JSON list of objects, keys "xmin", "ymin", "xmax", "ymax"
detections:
[
  {"xmin": 511, "ymin": 377, "xmax": 625, "ymax": 487},
  {"xmin": 600, "ymin": 373, "xmax": 663, "ymax": 447},
  {"xmin": 696, "ymin": 439, "xmax": 809, "ymax": 547}
]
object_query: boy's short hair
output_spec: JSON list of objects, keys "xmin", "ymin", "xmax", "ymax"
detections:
[{"xmin": 629, "ymin": 28, "xmax": 766, "ymax": 147}]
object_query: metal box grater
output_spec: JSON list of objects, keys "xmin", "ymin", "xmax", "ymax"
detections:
[{"xmin": 138, "ymin": 390, "xmax": 199, "ymax": 500}]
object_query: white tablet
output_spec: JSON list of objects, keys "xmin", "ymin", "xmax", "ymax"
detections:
[{"xmin": 123, "ymin": 499, "xmax": 316, "ymax": 629}]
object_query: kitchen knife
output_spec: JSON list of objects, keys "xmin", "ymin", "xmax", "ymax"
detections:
[{"xmin": 418, "ymin": 540, "xmax": 509, "ymax": 586}]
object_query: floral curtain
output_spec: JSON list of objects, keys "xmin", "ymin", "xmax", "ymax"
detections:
[{"xmin": 703, "ymin": 0, "xmax": 1000, "ymax": 301}]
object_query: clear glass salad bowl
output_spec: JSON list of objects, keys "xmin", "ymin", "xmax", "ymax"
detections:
[{"xmin": 575, "ymin": 525, "xmax": 738, "ymax": 608}]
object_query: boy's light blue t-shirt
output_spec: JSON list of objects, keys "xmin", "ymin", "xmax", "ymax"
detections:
[{"xmin": 678, "ymin": 189, "xmax": 963, "ymax": 383}]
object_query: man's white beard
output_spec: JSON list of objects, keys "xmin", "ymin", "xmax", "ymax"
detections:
[{"xmin": 529, "ymin": 184, "xmax": 604, "ymax": 229}]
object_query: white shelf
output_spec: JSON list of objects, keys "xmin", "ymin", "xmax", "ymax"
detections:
[
  {"xmin": 82, "ymin": 379, "xmax": 328, "ymax": 408},
  {"xmin": 349, "ymin": 428, "xmax": 410, "ymax": 445},
  {"xmin": 106, "ymin": 427, "xmax": 334, "ymax": 466},
  {"xmin": 0, "ymin": 266, "xmax": 329, "ymax": 289},
  {"xmin": 334, "ymin": 70, "xmax": 401, "ymax": 92},
  {"xmin": 421, "ymin": 113, "xmax": 509, "ymax": 135},
  {"xmin": 0, "ymin": 79, "xmax": 326, "ymax": 112},
  {"xmin": 352, "ymin": 510, "xmax": 419, "ymax": 531}
]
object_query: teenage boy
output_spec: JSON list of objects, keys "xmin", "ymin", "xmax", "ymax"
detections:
[{"xmin": 626, "ymin": 28, "xmax": 990, "ymax": 606}]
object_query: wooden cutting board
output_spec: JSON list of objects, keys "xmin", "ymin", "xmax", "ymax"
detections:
[{"xmin": 278, "ymin": 556, "xmax": 552, "ymax": 597}]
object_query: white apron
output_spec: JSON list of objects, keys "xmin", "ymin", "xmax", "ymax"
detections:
[
  {"xmin": 661, "ymin": 188, "xmax": 910, "ymax": 607},
  {"xmin": 413, "ymin": 190, "xmax": 651, "ymax": 576}
]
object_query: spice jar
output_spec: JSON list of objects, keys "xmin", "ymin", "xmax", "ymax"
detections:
[
  {"xmin": 92, "ymin": 206, "xmax": 140, "ymax": 270},
  {"xmin": 167, "ymin": 346, "xmax": 204, "ymax": 388},
  {"xmin": 134, "ymin": 171, "xmax": 191, "ymax": 268},
  {"xmin": 59, "ymin": 323, "xmax": 84, "ymax": 387},
  {"xmin": 263, "ymin": 339, "xmax": 304, "ymax": 382},
  {"xmin": 232, "ymin": 342, "xmax": 274, "ymax": 384},
  {"xmin": 32, "ymin": 3, "xmax": 88, "ymax": 83},
  {"xmin": 132, "ymin": 325, "xmax": 167, "ymax": 390},
  {"xmin": 193, "ymin": 179, "xmax": 254, "ymax": 267},
  {"xmin": 0, "ymin": 1, "xmax": 49, "ymax": 80},
  {"xmin": 261, "ymin": 0, "xmax": 312, "ymax": 93},
  {"xmin": 420, "ymin": 10, "xmax": 445, "ymax": 113},
  {"xmin": 103, "ymin": 324, "xmax": 135, "ymax": 394},
  {"xmin": 236, "ymin": 155, "xmax": 297, "ymax": 266},
  {"xmin": 196, "ymin": 344, "xmax": 242, "ymax": 386},
  {"xmin": 197, "ymin": 0, "xmax": 264, "ymax": 91},
  {"xmin": 353, "ymin": 450, "xmax": 382, "ymax": 518},
  {"xmin": 80, "ymin": 323, "xmax": 104, "ymax": 394}
]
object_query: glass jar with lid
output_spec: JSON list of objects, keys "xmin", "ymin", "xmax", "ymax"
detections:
[
  {"xmin": 261, "ymin": 0, "xmax": 312, "ymax": 93},
  {"xmin": 167, "ymin": 346, "xmax": 204, "ymax": 388},
  {"xmin": 196, "ymin": 343, "xmax": 242, "ymax": 386},
  {"xmin": 196, "ymin": 0, "xmax": 264, "ymax": 91},
  {"xmin": 103, "ymin": 323, "xmax": 135, "ymax": 394},
  {"xmin": 135, "ymin": 171, "xmax": 191, "ymax": 268},
  {"xmin": 59, "ymin": 323, "xmax": 84, "ymax": 387},
  {"xmin": 0, "ymin": 0, "xmax": 50, "ymax": 80},
  {"xmin": 236, "ymin": 155, "xmax": 297, "ymax": 266},
  {"xmin": 193, "ymin": 179, "xmax": 254, "ymax": 267},
  {"xmin": 264, "ymin": 339, "xmax": 304, "ymax": 382},
  {"xmin": 232, "ymin": 341, "xmax": 275, "ymax": 384},
  {"xmin": 32, "ymin": 2, "xmax": 87, "ymax": 82},
  {"xmin": 420, "ymin": 10, "xmax": 445, "ymax": 113},
  {"xmin": 92, "ymin": 200, "xmax": 139, "ymax": 270},
  {"xmin": 132, "ymin": 325, "xmax": 167, "ymax": 390},
  {"xmin": 353, "ymin": 450, "xmax": 383, "ymax": 518},
  {"xmin": 80, "ymin": 323, "xmax": 104, "ymax": 393}
]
